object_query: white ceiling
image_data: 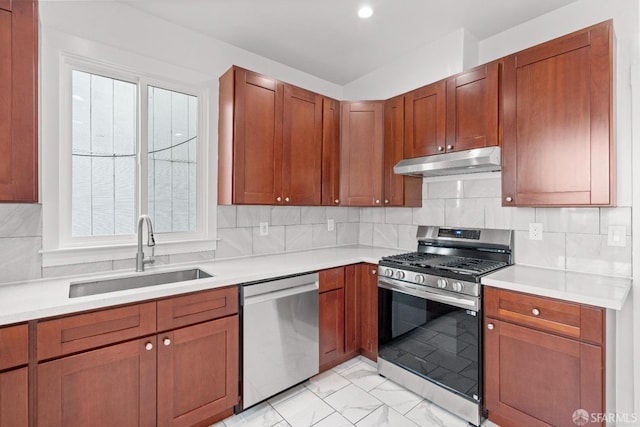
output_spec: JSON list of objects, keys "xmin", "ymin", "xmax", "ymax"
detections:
[{"xmin": 122, "ymin": 0, "xmax": 579, "ymax": 85}]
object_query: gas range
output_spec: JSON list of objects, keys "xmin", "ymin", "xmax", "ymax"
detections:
[
  {"xmin": 376, "ymin": 226, "xmax": 514, "ymax": 427},
  {"xmin": 378, "ymin": 226, "xmax": 513, "ymax": 297}
]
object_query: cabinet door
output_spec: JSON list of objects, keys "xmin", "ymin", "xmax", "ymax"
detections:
[
  {"xmin": 321, "ymin": 97, "xmax": 341, "ymax": 206},
  {"xmin": 502, "ymin": 21, "xmax": 613, "ymax": 207},
  {"xmin": 358, "ymin": 264, "xmax": 378, "ymax": 361},
  {"xmin": 157, "ymin": 316, "xmax": 239, "ymax": 427},
  {"xmin": 319, "ymin": 288, "xmax": 345, "ymax": 370},
  {"xmin": 446, "ymin": 62, "xmax": 499, "ymax": 152},
  {"xmin": 37, "ymin": 337, "xmax": 157, "ymax": 427},
  {"xmin": 340, "ymin": 102, "xmax": 384, "ymax": 206},
  {"xmin": 0, "ymin": 323, "xmax": 28, "ymax": 370},
  {"xmin": 404, "ymin": 81, "xmax": 446, "ymax": 158},
  {"xmin": 384, "ymin": 95, "xmax": 421, "ymax": 207},
  {"xmin": 0, "ymin": 0, "xmax": 38, "ymax": 202},
  {"xmin": 232, "ymin": 68, "xmax": 284, "ymax": 204},
  {"xmin": 282, "ymin": 84, "xmax": 322, "ymax": 205},
  {"xmin": 0, "ymin": 367, "xmax": 28, "ymax": 427},
  {"xmin": 484, "ymin": 319, "xmax": 603, "ymax": 427},
  {"xmin": 344, "ymin": 265, "xmax": 360, "ymax": 355}
]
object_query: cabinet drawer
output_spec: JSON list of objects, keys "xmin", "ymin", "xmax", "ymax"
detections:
[
  {"xmin": 157, "ymin": 286, "xmax": 238, "ymax": 332},
  {"xmin": 0, "ymin": 324, "xmax": 28, "ymax": 370},
  {"xmin": 319, "ymin": 267, "xmax": 345, "ymax": 292},
  {"xmin": 37, "ymin": 303, "xmax": 156, "ymax": 361},
  {"xmin": 484, "ymin": 287, "xmax": 603, "ymax": 345}
]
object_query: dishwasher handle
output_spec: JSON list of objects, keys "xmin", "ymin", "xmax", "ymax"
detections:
[{"xmin": 243, "ymin": 283, "xmax": 318, "ymax": 306}]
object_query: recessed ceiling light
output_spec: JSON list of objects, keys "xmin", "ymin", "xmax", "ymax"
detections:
[{"xmin": 358, "ymin": 6, "xmax": 373, "ymax": 19}]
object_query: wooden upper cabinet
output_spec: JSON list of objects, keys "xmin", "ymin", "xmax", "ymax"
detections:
[
  {"xmin": 219, "ymin": 67, "xmax": 283, "ymax": 205},
  {"xmin": 0, "ymin": 0, "xmax": 38, "ymax": 202},
  {"xmin": 383, "ymin": 95, "xmax": 421, "ymax": 207},
  {"xmin": 446, "ymin": 61, "xmax": 499, "ymax": 151},
  {"xmin": 340, "ymin": 101, "xmax": 384, "ymax": 206},
  {"xmin": 218, "ymin": 66, "xmax": 323, "ymax": 205},
  {"xmin": 502, "ymin": 20, "xmax": 614, "ymax": 207},
  {"xmin": 321, "ymin": 97, "xmax": 341, "ymax": 206},
  {"xmin": 282, "ymin": 84, "xmax": 323, "ymax": 205},
  {"xmin": 404, "ymin": 80, "xmax": 446, "ymax": 158}
]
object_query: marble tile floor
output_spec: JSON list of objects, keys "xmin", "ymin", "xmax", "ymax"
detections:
[{"xmin": 211, "ymin": 356, "xmax": 500, "ymax": 427}]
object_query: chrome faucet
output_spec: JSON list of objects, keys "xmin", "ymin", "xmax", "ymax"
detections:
[{"xmin": 136, "ymin": 214, "xmax": 156, "ymax": 272}]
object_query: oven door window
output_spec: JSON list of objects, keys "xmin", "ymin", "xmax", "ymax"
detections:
[{"xmin": 378, "ymin": 287, "xmax": 480, "ymax": 401}]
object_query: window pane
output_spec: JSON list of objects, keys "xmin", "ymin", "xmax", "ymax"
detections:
[
  {"xmin": 148, "ymin": 86, "xmax": 198, "ymax": 233},
  {"xmin": 71, "ymin": 70, "xmax": 137, "ymax": 237}
]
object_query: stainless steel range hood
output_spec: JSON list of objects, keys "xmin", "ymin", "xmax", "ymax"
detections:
[{"xmin": 393, "ymin": 146, "xmax": 501, "ymax": 177}]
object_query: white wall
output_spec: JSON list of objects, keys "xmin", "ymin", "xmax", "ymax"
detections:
[
  {"xmin": 478, "ymin": 0, "xmax": 639, "ymax": 417},
  {"xmin": 38, "ymin": 1, "xmax": 344, "ymax": 100},
  {"xmin": 342, "ymin": 28, "xmax": 472, "ymax": 100}
]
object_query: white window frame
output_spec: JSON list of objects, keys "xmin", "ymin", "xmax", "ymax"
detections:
[{"xmin": 42, "ymin": 52, "xmax": 217, "ymax": 267}]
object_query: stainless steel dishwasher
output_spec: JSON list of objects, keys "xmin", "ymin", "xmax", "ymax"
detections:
[{"xmin": 240, "ymin": 272, "xmax": 319, "ymax": 410}]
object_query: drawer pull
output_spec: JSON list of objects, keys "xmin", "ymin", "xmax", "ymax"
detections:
[
  {"xmin": 163, "ymin": 338, "xmax": 171, "ymax": 346},
  {"xmin": 487, "ymin": 323, "xmax": 495, "ymax": 330},
  {"xmin": 145, "ymin": 342, "xmax": 153, "ymax": 351},
  {"xmin": 532, "ymin": 308, "xmax": 540, "ymax": 316}
]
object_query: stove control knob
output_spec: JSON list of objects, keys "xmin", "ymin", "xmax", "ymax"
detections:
[
  {"xmin": 395, "ymin": 270, "xmax": 405, "ymax": 280},
  {"xmin": 384, "ymin": 268, "xmax": 394, "ymax": 277},
  {"xmin": 415, "ymin": 274, "xmax": 425, "ymax": 285},
  {"xmin": 452, "ymin": 281, "xmax": 463, "ymax": 292},
  {"xmin": 437, "ymin": 278, "xmax": 448, "ymax": 289}
]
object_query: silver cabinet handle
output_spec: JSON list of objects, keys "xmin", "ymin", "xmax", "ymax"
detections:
[
  {"xmin": 532, "ymin": 308, "xmax": 540, "ymax": 316},
  {"xmin": 505, "ymin": 196, "xmax": 513, "ymax": 203},
  {"xmin": 375, "ymin": 199, "xmax": 380, "ymax": 204},
  {"xmin": 446, "ymin": 144, "xmax": 453, "ymax": 150},
  {"xmin": 437, "ymin": 146, "xmax": 444, "ymax": 152},
  {"xmin": 276, "ymin": 197, "xmax": 282, "ymax": 202},
  {"xmin": 334, "ymin": 199, "xmax": 340, "ymax": 204},
  {"xmin": 487, "ymin": 323, "xmax": 495, "ymax": 330},
  {"xmin": 384, "ymin": 199, "xmax": 389, "ymax": 204},
  {"xmin": 145, "ymin": 342, "xmax": 153, "ymax": 351},
  {"xmin": 285, "ymin": 197, "xmax": 290, "ymax": 203},
  {"xmin": 371, "ymin": 269, "xmax": 377, "ymax": 275},
  {"xmin": 163, "ymin": 338, "xmax": 171, "ymax": 346}
]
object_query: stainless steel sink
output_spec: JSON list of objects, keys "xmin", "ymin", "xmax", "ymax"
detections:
[{"xmin": 69, "ymin": 268, "xmax": 213, "ymax": 298}]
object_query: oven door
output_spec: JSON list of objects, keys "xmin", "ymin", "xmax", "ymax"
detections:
[{"xmin": 378, "ymin": 277, "xmax": 481, "ymax": 403}]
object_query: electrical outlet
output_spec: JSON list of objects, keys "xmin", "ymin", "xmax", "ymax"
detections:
[
  {"xmin": 259, "ymin": 222, "xmax": 269, "ymax": 236},
  {"xmin": 607, "ymin": 225, "xmax": 626, "ymax": 247},
  {"xmin": 327, "ymin": 218, "xmax": 335, "ymax": 231},
  {"xmin": 529, "ymin": 223, "xmax": 543, "ymax": 240}
]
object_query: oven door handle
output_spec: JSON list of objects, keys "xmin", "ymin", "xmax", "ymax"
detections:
[{"xmin": 378, "ymin": 278, "xmax": 479, "ymax": 311}]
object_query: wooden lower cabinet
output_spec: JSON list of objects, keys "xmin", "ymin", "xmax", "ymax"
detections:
[
  {"xmin": 37, "ymin": 316, "xmax": 239, "ymax": 427},
  {"xmin": 484, "ymin": 287, "xmax": 604, "ymax": 427},
  {"xmin": 158, "ymin": 316, "xmax": 238, "ymax": 427},
  {"xmin": 1, "ymin": 367, "xmax": 28, "ymax": 427},
  {"xmin": 358, "ymin": 264, "xmax": 378, "ymax": 361},
  {"xmin": 319, "ymin": 288, "xmax": 345, "ymax": 370},
  {"xmin": 37, "ymin": 337, "xmax": 158, "ymax": 427},
  {"xmin": 319, "ymin": 264, "xmax": 379, "ymax": 371}
]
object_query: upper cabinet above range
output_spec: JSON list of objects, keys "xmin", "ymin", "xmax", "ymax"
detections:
[
  {"xmin": 502, "ymin": 20, "xmax": 614, "ymax": 207},
  {"xmin": 403, "ymin": 61, "xmax": 500, "ymax": 158},
  {"xmin": 218, "ymin": 66, "xmax": 323, "ymax": 205},
  {"xmin": 0, "ymin": 0, "xmax": 38, "ymax": 202}
]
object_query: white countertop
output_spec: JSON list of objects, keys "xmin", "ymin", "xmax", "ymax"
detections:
[
  {"xmin": 0, "ymin": 246, "xmax": 632, "ymax": 326},
  {"xmin": 481, "ymin": 265, "xmax": 632, "ymax": 310},
  {"xmin": 0, "ymin": 245, "xmax": 402, "ymax": 326}
]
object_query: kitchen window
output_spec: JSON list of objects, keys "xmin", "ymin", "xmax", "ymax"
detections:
[{"xmin": 42, "ymin": 55, "xmax": 216, "ymax": 267}]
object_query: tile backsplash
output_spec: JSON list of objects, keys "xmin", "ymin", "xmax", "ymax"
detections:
[
  {"xmin": 0, "ymin": 177, "xmax": 632, "ymax": 284},
  {"xmin": 358, "ymin": 177, "xmax": 632, "ymax": 278}
]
